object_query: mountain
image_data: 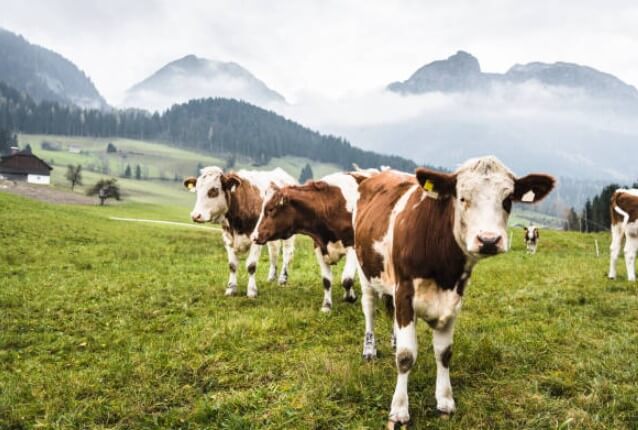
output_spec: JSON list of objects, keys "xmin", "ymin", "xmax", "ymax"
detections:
[
  {"xmin": 0, "ymin": 28, "xmax": 108, "ymax": 110},
  {"xmin": 0, "ymin": 81, "xmax": 416, "ymax": 172},
  {"xmin": 123, "ymin": 55, "xmax": 286, "ymax": 112},
  {"xmin": 388, "ymin": 50, "xmax": 638, "ymax": 102}
]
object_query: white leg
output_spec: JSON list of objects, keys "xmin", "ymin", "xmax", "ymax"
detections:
[
  {"xmin": 341, "ymin": 247, "xmax": 358, "ymax": 303},
  {"xmin": 609, "ymin": 223, "xmax": 624, "ymax": 279},
  {"xmin": 266, "ymin": 241, "xmax": 280, "ymax": 282},
  {"xmin": 222, "ymin": 230, "xmax": 238, "ymax": 296},
  {"xmin": 433, "ymin": 318, "xmax": 456, "ymax": 415},
  {"xmin": 359, "ymin": 269, "xmax": 377, "ymax": 359},
  {"xmin": 279, "ymin": 236, "xmax": 295, "ymax": 285},
  {"xmin": 624, "ymin": 227, "xmax": 637, "ymax": 282},
  {"xmin": 245, "ymin": 243, "xmax": 263, "ymax": 298},
  {"xmin": 389, "ymin": 319, "xmax": 417, "ymax": 425},
  {"xmin": 314, "ymin": 247, "xmax": 333, "ymax": 312}
]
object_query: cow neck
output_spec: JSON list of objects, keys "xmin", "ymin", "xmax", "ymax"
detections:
[
  {"xmin": 394, "ymin": 192, "xmax": 470, "ymax": 292},
  {"xmin": 224, "ymin": 181, "xmax": 261, "ymax": 236},
  {"xmin": 288, "ymin": 189, "xmax": 343, "ymax": 252}
]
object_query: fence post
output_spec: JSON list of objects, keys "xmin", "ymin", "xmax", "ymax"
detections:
[
  {"xmin": 595, "ymin": 240, "xmax": 600, "ymax": 257},
  {"xmin": 509, "ymin": 231, "xmax": 513, "ymax": 251}
]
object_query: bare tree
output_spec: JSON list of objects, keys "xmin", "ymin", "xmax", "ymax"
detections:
[{"xmin": 65, "ymin": 164, "xmax": 83, "ymax": 191}]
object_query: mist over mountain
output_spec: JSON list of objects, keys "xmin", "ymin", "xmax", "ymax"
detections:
[
  {"xmin": 0, "ymin": 28, "xmax": 108, "ymax": 110},
  {"xmin": 388, "ymin": 50, "xmax": 638, "ymax": 103},
  {"xmin": 122, "ymin": 55, "xmax": 286, "ymax": 112}
]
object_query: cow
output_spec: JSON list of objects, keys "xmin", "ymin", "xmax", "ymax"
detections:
[
  {"xmin": 524, "ymin": 225, "xmax": 540, "ymax": 254},
  {"xmin": 608, "ymin": 188, "xmax": 638, "ymax": 282},
  {"xmin": 251, "ymin": 171, "xmax": 370, "ymax": 312},
  {"xmin": 184, "ymin": 166, "xmax": 297, "ymax": 297},
  {"xmin": 353, "ymin": 156, "xmax": 554, "ymax": 427}
]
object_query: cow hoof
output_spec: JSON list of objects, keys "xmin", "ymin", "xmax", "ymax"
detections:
[
  {"xmin": 278, "ymin": 275, "xmax": 288, "ymax": 286},
  {"xmin": 386, "ymin": 419, "xmax": 409, "ymax": 429},
  {"xmin": 362, "ymin": 351, "xmax": 377, "ymax": 361},
  {"xmin": 320, "ymin": 304, "xmax": 332, "ymax": 313},
  {"xmin": 225, "ymin": 286, "xmax": 237, "ymax": 296},
  {"xmin": 247, "ymin": 289, "xmax": 258, "ymax": 298},
  {"xmin": 436, "ymin": 398, "xmax": 456, "ymax": 416},
  {"xmin": 343, "ymin": 292, "xmax": 357, "ymax": 303},
  {"xmin": 267, "ymin": 275, "xmax": 276, "ymax": 283}
]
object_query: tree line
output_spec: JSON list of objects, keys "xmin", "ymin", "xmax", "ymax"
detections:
[
  {"xmin": 0, "ymin": 81, "xmax": 417, "ymax": 171},
  {"xmin": 564, "ymin": 182, "xmax": 638, "ymax": 232}
]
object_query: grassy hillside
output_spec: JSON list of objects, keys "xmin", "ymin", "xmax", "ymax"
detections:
[
  {"xmin": 1, "ymin": 193, "xmax": 636, "ymax": 429},
  {"xmin": 17, "ymin": 134, "xmax": 342, "ymax": 209}
]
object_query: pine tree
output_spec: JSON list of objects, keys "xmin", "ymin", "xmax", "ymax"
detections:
[
  {"xmin": 123, "ymin": 164, "xmax": 132, "ymax": 178},
  {"xmin": 135, "ymin": 164, "xmax": 142, "ymax": 180},
  {"xmin": 106, "ymin": 142, "xmax": 117, "ymax": 153},
  {"xmin": 298, "ymin": 163, "xmax": 314, "ymax": 183}
]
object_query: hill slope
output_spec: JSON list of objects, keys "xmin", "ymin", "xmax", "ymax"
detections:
[
  {"xmin": 123, "ymin": 55, "xmax": 285, "ymax": 112},
  {"xmin": 0, "ymin": 28, "xmax": 108, "ymax": 109}
]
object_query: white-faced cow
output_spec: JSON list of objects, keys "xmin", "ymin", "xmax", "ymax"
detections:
[
  {"xmin": 524, "ymin": 225, "xmax": 540, "ymax": 254},
  {"xmin": 353, "ymin": 156, "xmax": 554, "ymax": 427},
  {"xmin": 184, "ymin": 166, "xmax": 297, "ymax": 297},
  {"xmin": 608, "ymin": 188, "xmax": 638, "ymax": 282},
  {"xmin": 251, "ymin": 171, "xmax": 371, "ymax": 312}
]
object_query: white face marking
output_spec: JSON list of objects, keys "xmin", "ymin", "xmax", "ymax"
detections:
[
  {"xmin": 452, "ymin": 157, "xmax": 515, "ymax": 256},
  {"xmin": 190, "ymin": 166, "xmax": 228, "ymax": 223}
]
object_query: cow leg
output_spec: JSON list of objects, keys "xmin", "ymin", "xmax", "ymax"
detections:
[
  {"xmin": 341, "ymin": 247, "xmax": 358, "ymax": 303},
  {"xmin": 246, "ymin": 243, "xmax": 263, "ymax": 298},
  {"xmin": 609, "ymin": 223, "xmax": 624, "ymax": 279},
  {"xmin": 279, "ymin": 236, "xmax": 295, "ymax": 285},
  {"xmin": 432, "ymin": 318, "xmax": 456, "ymax": 415},
  {"xmin": 360, "ymin": 272, "xmax": 377, "ymax": 360},
  {"xmin": 624, "ymin": 226, "xmax": 637, "ymax": 282},
  {"xmin": 389, "ymin": 288, "xmax": 416, "ymax": 426},
  {"xmin": 266, "ymin": 241, "xmax": 280, "ymax": 283},
  {"xmin": 314, "ymin": 247, "xmax": 333, "ymax": 312},
  {"xmin": 223, "ymin": 231, "xmax": 238, "ymax": 296}
]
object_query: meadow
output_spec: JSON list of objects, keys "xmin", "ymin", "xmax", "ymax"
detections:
[{"xmin": 1, "ymin": 191, "xmax": 637, "ymax": 429}]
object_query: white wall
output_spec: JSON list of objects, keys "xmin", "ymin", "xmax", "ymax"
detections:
[{"xmin": 27, "ymin": 174, "xmax": 50, "ymax": 185}]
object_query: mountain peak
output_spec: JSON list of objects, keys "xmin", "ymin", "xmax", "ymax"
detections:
[{"xmin": 124, "ymin": 55, "xmax": 285, "ymax": 111}]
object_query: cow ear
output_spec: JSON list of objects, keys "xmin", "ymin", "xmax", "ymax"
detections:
[
  {"xmin": 221, "ymin": 174, "xmax": 241, "ymax": 192},
  {"xmin": 415, "ymin": 167, "xmax": 456, "ymax": 198},
  {"xmin": 183, "ymin": 176, "xmax": 197, "ymax": 192},
  {"xmin": 524, "ymin": 227, "xmax": 528, "ymax": 231},
  {"xmin": 513, "ymin": 174, "xmax": 555, "ymax": 203}
]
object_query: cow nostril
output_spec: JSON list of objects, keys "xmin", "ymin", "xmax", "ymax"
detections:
[{"xmin": 478, "ymin": 235, "xmax": 501, "ymax": 246}]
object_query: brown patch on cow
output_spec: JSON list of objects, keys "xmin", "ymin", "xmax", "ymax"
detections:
[
  {"xmin": 415, "ymin": 167, "xmax": 457, "ymax": 198},
  {"xmin": 223, "ymin": 175, "xmax": 263, "ymax": 236},
  {"xmin": 396, "ymin": 349, "xmax": 414, "ymax": 373},
  {"xmin": 323, "ymin": 278, "xmax": 331, "ymax": 291},
  {"xmin": 256, "ymin": 180, "xmax": 355, "ymax": 252},
  {"xmin": 354, "ymin": 171, "xmax": 416, "ymax": 280},
  {"xmin": 228, "ymin": 262, "xmax": 237, "ymax": 273},
  {"xmin": 392, "ymin": 184, "xmax": 467, "ymax": 291},
  {"xmin": 610, "ymin": 190, "xmax": 638, "ymax": 225},
  {"xmin": 395, "ymin": 280, "xmax": 415, "ymax": 328},
  {"xmin": 441, "ymin": 345, "xmax": 452, "ymax": 368},
  {"xmin": 247, "ymin": 262, "xmax": 256, "ymax": 275}
]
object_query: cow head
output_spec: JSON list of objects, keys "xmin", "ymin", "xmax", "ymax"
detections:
[
  {"xmin": 183, "ymin": 166, "xmax": 241, "ymax": 223},
  {"xmin": 251, "ymin": 185, "xmax": 298, "ymax": 244},
  {"xmin": 524, "ymin": 225, "xmax": 539, "ymax": 242},
  {"xmin": 416, "ymin": 156, "xmax": 554, "ymax": 258}
]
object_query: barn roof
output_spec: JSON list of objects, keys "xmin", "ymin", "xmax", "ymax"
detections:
[{"xmin": 0, "ymin": 152, "xmax": 53, "ymax": 175}]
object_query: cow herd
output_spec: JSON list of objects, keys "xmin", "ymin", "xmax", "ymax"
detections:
[{"xmin": 182, "ymin": 157, "xmax": 637, "ymax": 427}]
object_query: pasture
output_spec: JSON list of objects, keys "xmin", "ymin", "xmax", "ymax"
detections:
[{"xmin": 1, "ymin": 192, "xmax": 637, "ymax": 429}]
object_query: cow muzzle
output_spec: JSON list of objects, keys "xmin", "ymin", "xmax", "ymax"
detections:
[
  {"xmin": 251, "ymin": 232, "xmax": 268, "ymax": 245},
  {"xmin": 476, "ymin": 233, "xmax": 503, "ymax": 255}
]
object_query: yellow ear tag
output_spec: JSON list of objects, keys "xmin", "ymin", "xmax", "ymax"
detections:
[
  {"xmin": 423, "ymin": 179, "xmax": 439, "ymax": 199},
  {"xmin": 187, "ymin": 183, "xmax": 194, "ymax": 190}
]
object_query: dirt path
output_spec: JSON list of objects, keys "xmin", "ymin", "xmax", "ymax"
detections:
[{"xmin": 0, "ymin": 180, "xmax": 96, "ymax": 205}]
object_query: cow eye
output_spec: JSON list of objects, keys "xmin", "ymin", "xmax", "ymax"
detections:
[
  {"xmin": 502, "ymin": 195, "xmax": 513, "ymax": 213},
  {"xmin": 208, "ymin": 187, "xmax": 219, "ymax": 198}
]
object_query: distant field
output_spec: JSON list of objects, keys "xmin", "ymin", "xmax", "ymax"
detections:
[
  {"xmin": 17, "ymin": 134, "xmax": 342, "ymax": 209},
  {"xmin": 1, "ymin": 192, "xmax": 636, "ymax": 429}
]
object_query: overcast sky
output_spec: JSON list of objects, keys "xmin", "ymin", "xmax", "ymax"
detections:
[{"xmin": 1, "ymin": 0, "xmax": 638, "ymax": 106}]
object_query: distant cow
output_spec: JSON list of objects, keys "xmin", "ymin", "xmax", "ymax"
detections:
[
  {"xmin": 184, "ymin": 167, "xmax": 297, "ymax": 297},
  {"xmin": 252, "ymin": 171, "xmax": 371, "ymax": 312},
  {"xmin": 524, "ymin": 225, "xmax": 540, "ymax": 254},
  {"xmin": 353, "ymin": 156, "xmax": 554, "ymax": 426},
  {"xmin": 608, "ymin": 188, "xmax": 638, "ymax": 282}
]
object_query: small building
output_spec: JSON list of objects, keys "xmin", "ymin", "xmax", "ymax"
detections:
[
  {"xmin": 0, "ymin": 152, "xmax": 53, "ymax": 185},
  {"xmin": 68, "ymin": 145, "xmax": 81, "ymax": 154}
]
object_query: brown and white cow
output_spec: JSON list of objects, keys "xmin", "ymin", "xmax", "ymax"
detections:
[
  {"xmin": 184, "ymin": 166, "xmax": 297, "ymax": 297},
  {"xmin": 353, "ymin": 156, "xmax": 554, "ymax": 426},
  {"xmin": 251, "ymin": 171, "xmax": 371, "ymax": 312},
  {"xmin": 608, "ymin": 188, "xmax": 638, "ymax": 282},
  {"xmin": 524, "ymin": 225, "xmax": 540, "ymax": 254}
]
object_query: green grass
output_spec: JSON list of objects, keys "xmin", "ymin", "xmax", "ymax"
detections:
[
  {"xmin": 18, "ymin": 134, "xmax": 341, "ymax": 209},
  {"xmin": 1, "ymin": 193, "xmax": 637, "ymax": 429}
]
